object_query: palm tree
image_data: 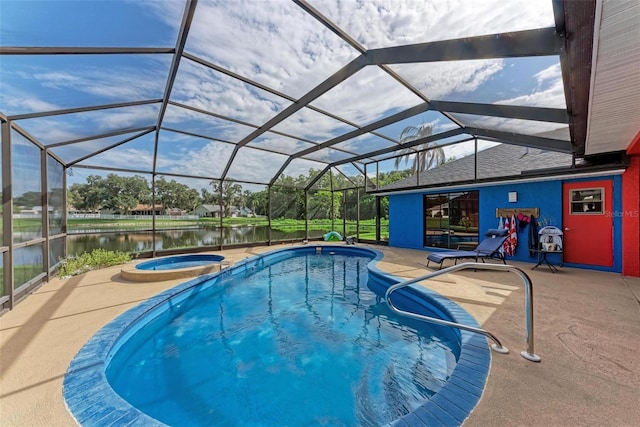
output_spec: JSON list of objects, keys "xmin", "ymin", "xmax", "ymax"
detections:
[{"xmin": 393, "ymin": 124, "xmax": 446, "ymax": 173}]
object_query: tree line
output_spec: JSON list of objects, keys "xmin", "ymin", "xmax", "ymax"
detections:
[{"xmin": 65, "ymin": 168, "xmax": 413, "ymax": 219}]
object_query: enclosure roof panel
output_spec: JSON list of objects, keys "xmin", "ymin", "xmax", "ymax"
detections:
[{"xmin": 2, "ymin": 0, "xmax": 627, "ymax": 183}]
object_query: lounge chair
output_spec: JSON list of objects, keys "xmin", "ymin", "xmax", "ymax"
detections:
[{"xmin": 426, "ymin": 228, "xmax": 509, "ymax": 269}]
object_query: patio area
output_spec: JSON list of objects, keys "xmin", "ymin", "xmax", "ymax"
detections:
[{"xmin": 1, "ymin": 243, "xmax": 639, "ymax": 426}]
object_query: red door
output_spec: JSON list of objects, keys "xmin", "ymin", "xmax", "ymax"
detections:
[{"xmin": 562, "ymin": 180, "xmax": 613, "ymax": 266}]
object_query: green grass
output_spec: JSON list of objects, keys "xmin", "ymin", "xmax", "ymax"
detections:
[
  {"xmin": 0, "ymin": 265, "xmax": 47, "ymax": 291},
  {"xmin": 67, "ymin": 217, "xmax": 388, "ymax": 233}
]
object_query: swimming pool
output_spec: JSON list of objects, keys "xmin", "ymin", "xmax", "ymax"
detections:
[
  {"xmin": 135, "ymin": 254, "xmax": 225, "ymax": 271},
  {"xmin": 64, "ymin": 246, "xmax": 490, "ymax": 426}
]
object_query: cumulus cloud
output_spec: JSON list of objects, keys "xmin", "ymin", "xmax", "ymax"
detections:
[
  {"xmin": 180, "ymin": 0, "xmax": 359, "ymax": 98},
  {"xmin": 226, "ymin": 146, "xmax": 289, "ymax": 183},
  {"xmin": 310, "ymin": 65, "xmax": 423, "ymax": 125},
  {"xmin": 248, "ymin": 133, "xmax": 316, "ymax": 154},
  {"xmin": 497, "ymin": 63, "xmax": 566, "ymax": 108},
  {"xmin": 272, "ymin": 107, "xmax": 356, "ymax": 142},
  {"xmin": 534, "ymin": 63, "xmax": 562, "ymax": 85},
  {"xmin": 389, "ymin": 59, "xmax": 505, "ymax": 101},
  {"xmin": 157, "ymin": 138, "xmax": 236, "ymax": 179},
  {"xmin": 5, "ymin": 0, "xmax": 563, "ymax": 186},
  {"xmin": 170, "ymin": 59, "xmax": 292, "ymax": 127},
  {"xmin": 162, "ymin": 104, "xmax": 257, "ymax": 143},
  {"xmin": 308, "ymin": 0, "xmax": 555, "ymax": 49}
]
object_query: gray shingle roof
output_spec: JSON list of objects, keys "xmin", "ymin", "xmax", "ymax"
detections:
[{"xmin": 379, "ymin": 144, "xmax": 574, "ymax": 191}]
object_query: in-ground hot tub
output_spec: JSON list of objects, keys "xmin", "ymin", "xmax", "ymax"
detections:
[{"xmin": 121, "ymin": 254, "xmax": 229, "ymax": 282}]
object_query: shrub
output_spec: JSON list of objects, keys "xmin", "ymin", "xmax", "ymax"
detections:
[{"xmin": 59, "ymin": 249, "xmax": 132, "ymax": 277}]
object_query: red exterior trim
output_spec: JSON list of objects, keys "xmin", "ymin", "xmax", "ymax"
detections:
[
  {"xmin": 628, "ymin": 131, "xmax": 640, "ymax": 155},
  {"xmin": 622, "ymin": 156, "xmax": 640, "ymax": 277}
]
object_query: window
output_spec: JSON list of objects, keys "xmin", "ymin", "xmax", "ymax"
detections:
[
  {"xmin": 570, "ymin": 188, "xmax": 603, "ymax": 214},
  {"xmin": 424, "ymin": 191, "xmax": 479, "ymax": 249}
]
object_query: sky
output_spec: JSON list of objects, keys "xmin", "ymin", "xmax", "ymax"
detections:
[{"xmin": 0, "ymin": 0, "xmax": 568, "ymax": 191}]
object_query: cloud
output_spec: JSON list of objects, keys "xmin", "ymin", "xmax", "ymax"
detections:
[
  {"xmin": 227, "ymin": 147, "xmax": 289, "ymax": 183},
  {"xmin": 180, "ymin": 0, "xmax": 359, "ymax": 98},
  {"xmin": 308, "ymin": 0, "xmax": 555, "ymax": 49},
  {"xmin": 248, "ymin": 133, "xmax": 316, "ymax": 154},
  {"xmin": 389, "ymin": 59, "xmax": 505, "ymax": 100},
  {"xmin": 2, "ymin": 93, "xmax": 60, "ymax": 114},
  {"xmin": 443, "ymin": 139, "xmax": 500, "ymax": 161},
  {"xmin": 454, "ymin": 113, "xmax": 568, "ymax": 136},
  {"xmin": 497, "ymin": 64, "xmax": 566, "ymax": 108},
  {"xmin": 170, "ymin": 59, "xmax": 291, "ymax": 127},
  {"xmin": 534, "ymin": 63, "xmax": 562, "ymax": 85},
  {"xmin": 310, "ymin": 65, "xmax": 423, "ymax": 126},
  {"xmin": 156, "ymin": 136, "xmax": 236, "ymax": 179},
  {"xmin": 272, "ymin": 107, "xmax": 356, "ymax": 142},
  {"xmin": 5, "ymin": 0, "xmax": 564, "ymax": 186},
  {"xmin": 16, "ymin": 104, "xmax": 159, "ymax": 146},
  {"xmin": 6, "ymin": 57, "xmax": 170, "ymax": 111},
  {"xmin": 162, "ymin": 104, "xmax": 256, "ymax": 143}
]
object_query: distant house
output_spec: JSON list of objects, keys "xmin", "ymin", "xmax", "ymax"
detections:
[
  {"xmin": 227, "ymin": 206, "xmax": 254, "ymax": 217},
  {"xmin": 130, "ymin": 204, "xmax": 163, "ymax": 216},
  {"xmin": 194, "ymin": 204, "xmax": 222, "ymax": 218},
  {"xmin": 427, "ymin": 202, "xmax": 449, "ymax": 218},
  {"xmin": 165, "ymin": 207, "xmax": 187, "ymax": 217}
]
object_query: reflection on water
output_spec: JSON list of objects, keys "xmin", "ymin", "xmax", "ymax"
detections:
[{"xmin": 67, "ymin": 225, "xmax": 326, "ymax": 256}]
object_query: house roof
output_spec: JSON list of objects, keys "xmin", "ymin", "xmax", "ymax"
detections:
[
  {"xmin": 377, "ymin": 143, "xmax": 579, "ymax": 192},
  {"xmin": 197, "ymin": 204, "xmax": 221, "ymax": 212},
  {"xmin": 132, "ymin": 204, "xmax": 163, "ymax": 210}
]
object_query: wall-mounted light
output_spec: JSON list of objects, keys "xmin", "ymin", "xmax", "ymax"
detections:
[{"xmin": 508, "ymin": 191, "xmax": 518, "ymax": 203}]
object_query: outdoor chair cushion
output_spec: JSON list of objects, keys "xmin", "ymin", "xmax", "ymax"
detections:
[{"xmin": 426, "ymin": 228, "xmax": 509, "ymax": 269}]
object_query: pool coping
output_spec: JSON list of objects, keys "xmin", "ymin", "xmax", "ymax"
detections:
[
  {"xmin": 120, "ymin": 254, "xmax": 230, "ymax": 282},
  {"xmin": 63, "ymin": 245, "xmax": 491, "ymax": 427}
]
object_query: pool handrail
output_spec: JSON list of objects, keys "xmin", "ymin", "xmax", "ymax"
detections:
[{"xmin": 385, "ymin": 261, "xmax": 541, "ymax": 362}]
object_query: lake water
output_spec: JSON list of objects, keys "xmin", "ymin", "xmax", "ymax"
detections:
[{"xmin": 67, "ymin": 225, "xmax": 326, "ymax": 256}]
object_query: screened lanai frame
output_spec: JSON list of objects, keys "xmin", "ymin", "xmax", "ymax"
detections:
[{"xmin": 0, "ymin": 0, "xmax": 596, "ymax": 312}]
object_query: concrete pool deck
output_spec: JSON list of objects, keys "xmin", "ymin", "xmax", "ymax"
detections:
[{"xmin": 1, "ymin": 243, "xmax": 639, "ymax": 426}]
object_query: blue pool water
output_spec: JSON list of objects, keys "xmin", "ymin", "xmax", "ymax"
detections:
[
  {"xmin": 135, "ymin": 254, "xmax": 225, "ymax": 271},
  {"xmin": 107, "ymin": 251, "xmax": 459, "ymax": 426},
  {"xmin": 65, "ymin": 246, "xmax": 491, "ymax": 426}
]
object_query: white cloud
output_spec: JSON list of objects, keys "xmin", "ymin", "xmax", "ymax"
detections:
[
  {"xmin": 282, "ymin": 158, "xmax": 328, "ymax": 179},
  {"xmin": 534, "ymin": 63, "xmax": 562, "ymax": 85},
  {"xmin": 178, "ymin": 0, "xmax": 359, "ymax": 99},
  {"xmin": 158, "ymin": 138, "xmax": 235, "ymax": 179},
  {"xmin": 272, "ymin": 107, "xmax": 356, "ymax": 142},
  {"xmin": 308, "ymin": 0, "xmax": 555, "ymax": 49},
  {"xmin": 3, "ymin": 93, "xmax": 60, "ymax": 114},
  {"xmin": 170, "ymin": 59, "xmax": 291, "ymax": 127},
  {"xmin": 497, "ymin": 78, "xmax": 566, "ymax": 108},
  {"xmin": 390, "ymin": 59, "xmax": 505, "ymax": 100},
  {"xmin": 455, "ymin": 113, "xmax": 567, "ymax": 136},
  {"xmin": 497, "ymin": 64, "xmax": 566, "ymax": 108},
  {"xmin": 311, "ymin": 66, "xmax": 423, "ymax": 125},
  {"xmin": 5, "ymin": 0, "xmax": 563, "ymax": 181},
  {"xmin": 81, "ymin": 147, "xmax": 155, "ymax": 170},
  {"xmin": 227, "ymin": 147, "xmax": 289, "ymax": 183},
  {"xmin": 248, "ymin": 133, "xmax": 315, "ymax": 154},
  {"xmin": 443, "ymin": 139, "xmax": 500, "ymax": 161}
]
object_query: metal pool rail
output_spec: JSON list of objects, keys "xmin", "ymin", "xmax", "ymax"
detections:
[{"xmin": 385, "ymin": 262, "xmax": 541, "ymax": 362}]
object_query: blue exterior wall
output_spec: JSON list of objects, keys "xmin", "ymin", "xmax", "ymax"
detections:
[
  {"xmin": 389, "ymin": 193, "xmax": 424, "ymax": 249},
  {"xmin": 388, "ymin": 175, "xmax": 622, "ymax": 272},
  {"xmin": 479, "ymin": 180, "xmax": 562, "ymax": 263}
]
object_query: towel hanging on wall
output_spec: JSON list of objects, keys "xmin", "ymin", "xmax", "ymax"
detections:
[{"xmin": 528, "ymin": 215, "xmax": 539, "ymax": 257}]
